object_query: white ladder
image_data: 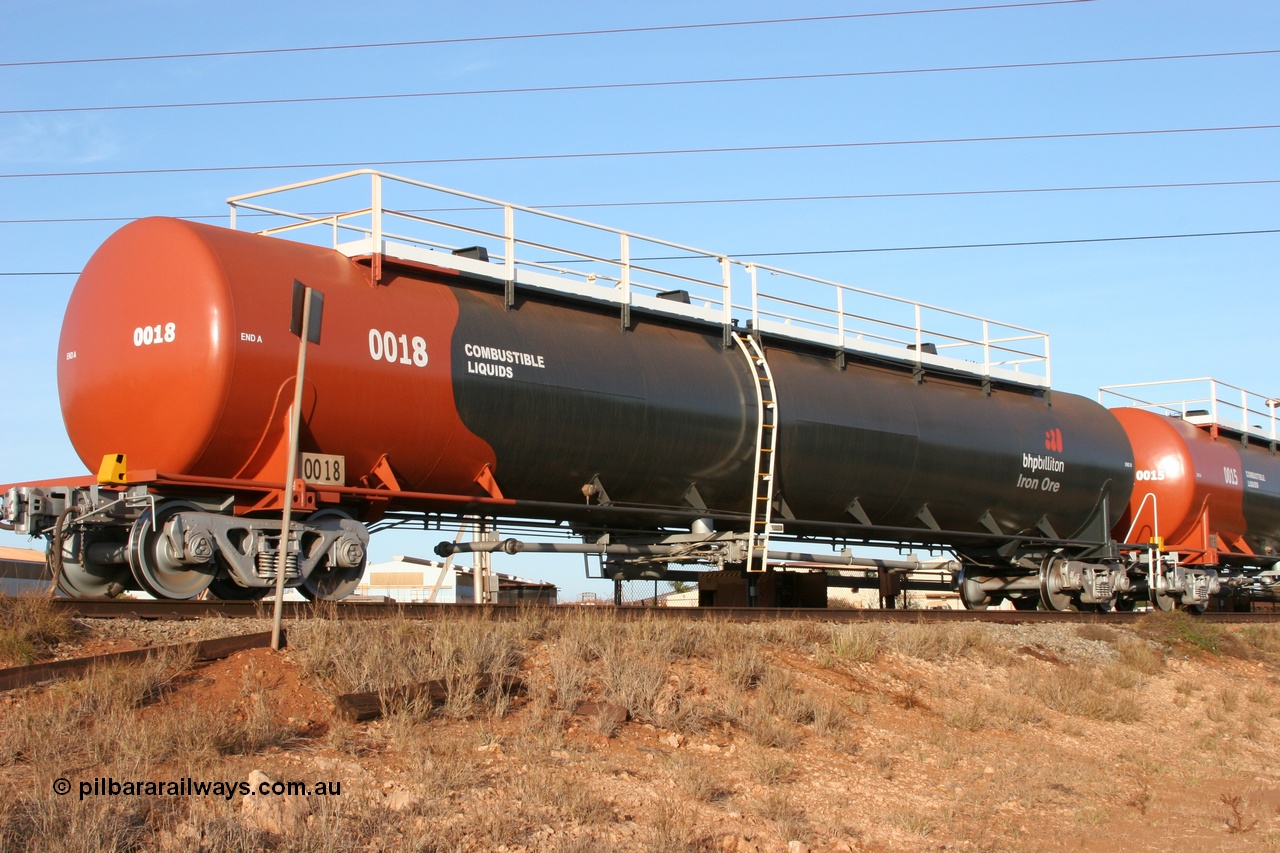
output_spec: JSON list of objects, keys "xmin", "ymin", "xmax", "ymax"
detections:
[{"xmin": 733, "ymin": 332, "xmax": 779, "ymax": 572}]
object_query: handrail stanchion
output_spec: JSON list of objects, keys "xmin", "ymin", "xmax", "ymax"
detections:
[
  {"xmin": 371, "ymin": 173, "xmax": 382, "ymax": 252},
  {"xmin": 982, "ymin": 320, "xmax": 990, "ymax": 379},
  {"xmin": 836, "ymin": 286, "xmax": 845, "ymax": 352},
  {"xmin": 721, "ymin": 256, "xmax": 733, "ymax": 347},
  {"xmin": 504, "ymin": 205, "xmax": 516, "ymax": 308},
  {"xmin": 749, "ymin": 264, "xmax": 760, "ymax": 336},
  {"xmin": 914, "ymin": 304, "xmax": 922, "ymax": 365},
  {"xmin": 620, "ymin": 234, "xmax": 631, "ymax": 331}
]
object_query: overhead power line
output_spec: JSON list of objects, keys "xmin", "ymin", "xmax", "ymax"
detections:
[
  {"xmin": 3, "ymin": 178, "xmax": 1279, "ymax": 225},
  {"xmin": 733, "ymin": 228, "xmax": 1280, "ymax": 256},
  {"xmin": 528, "ymin": 178, "xmax": 1280, "ymax": 211},
  {"xmin": 6, "ymin": 226, "xmax": 1278, "ymax": 280},
  {"xmin": 0, "ymin": 2, "xmax": 1095, "ymax": 69},
  {"xmin": 3, "ymin": 123, "xmax": 1276, "ymax": 180},
  {"xmin": 7, "ymin": 48, "xmax": 1275, "ymax": 117}
]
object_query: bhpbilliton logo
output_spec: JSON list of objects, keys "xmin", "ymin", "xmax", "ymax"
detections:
[{"xmin": 1044, "ymin": 428, "xmax": 1063, "ymax": 453}]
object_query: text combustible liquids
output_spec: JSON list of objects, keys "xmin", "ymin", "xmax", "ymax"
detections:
[{"xmin": 464, "ymin": 342, "xmax": 547, "ymax": 379}]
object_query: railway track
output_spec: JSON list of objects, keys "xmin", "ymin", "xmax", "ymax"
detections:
[{"xmin": 47, "ymin": 598, "xmax": 1280, "ymax": 624}]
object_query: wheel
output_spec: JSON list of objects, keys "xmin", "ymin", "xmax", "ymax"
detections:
[
  {"xmin": 1150, "ymin": 586, "xmax": 1178, "ymax": 612},
  {"xmin": 298, "ymin": 509, "xmax": 366, "ymax": 601},
  {"xmin": 1114, "ymin": 597, "xmax": 1138, "ymax": 612},
  {"xmin": 127, "ymin": 501, "xmax": 216, "ymax": 600},
  {"xmin": 48, "ymin": 508, "xmax": 130, "ymax": 598},
  {"xmin": 1038, "ymin": 554, "xmax": 1074, "ymax": 612},
  {"xmin": 51, "ymin": 546, "xmax": 130, "ymax": 598}
]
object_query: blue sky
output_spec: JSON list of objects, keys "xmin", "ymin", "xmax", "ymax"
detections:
[{"xmin": 1, "ymin": 1, "xmax": 1276, "ymax": 597}]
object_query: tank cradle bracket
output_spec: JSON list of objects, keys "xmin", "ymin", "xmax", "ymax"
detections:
[{"xmin": 581, "ymin": 475, "xmax": 612, "ymax": 507}]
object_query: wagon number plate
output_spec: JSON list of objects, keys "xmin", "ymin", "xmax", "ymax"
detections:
[{"xmin": 300, "ymin": 453, "xmax": 345, "ymax": 486}]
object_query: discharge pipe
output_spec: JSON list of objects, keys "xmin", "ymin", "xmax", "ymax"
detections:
[{"xmin": 436, "ymin": 537, "xmax": 941, "ymax": 572}]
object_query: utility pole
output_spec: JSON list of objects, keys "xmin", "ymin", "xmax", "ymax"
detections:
[{"xmin": 272, "ymin": 280, "xmax": 323, "ymax": 651}]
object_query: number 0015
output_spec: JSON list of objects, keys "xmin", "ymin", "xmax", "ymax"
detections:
[{"xmin": 300, "ymin": 453, "xmax": 345, "ymax": 486}]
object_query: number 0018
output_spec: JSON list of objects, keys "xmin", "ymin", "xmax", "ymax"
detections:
[{"xmin": 300, "ymin": 453, "xmax": 345, "ymax": 486}]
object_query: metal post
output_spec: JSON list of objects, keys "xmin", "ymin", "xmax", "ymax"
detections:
[
  {"xmin": 836, "ymin": 285, "xmax": 844, "ymax": 351},
  {"xmin": 620, "ymin": 234, "xmax": 631, "ymax": 331},
  {"xmin": 271, "ymin": 287, "xmax": 313, "ymax": 651},
  {"xmin": 982, "ymin": 319, "xmax": 990, "ymax": 377},
  {"xmin": 504, "ymin": 206, "xmax": 517, "ymax": 309},
  {"xmin": 504, "ymin": 206, "xmax": 516, "ymax": 283},
  {"xmin": 474, "ymin": 521, "xmax": 491, "ymax": 604},
  {"xmin": 371, "ymin": 173, "xmax": 383, "ymax": 251},
  {"xmin": 721, "ymin": 256, "xmax": 733, "ymax": 339},
  {"xmin": 749, "ymin": 264, "xmax": 759, "ymax": 335}
]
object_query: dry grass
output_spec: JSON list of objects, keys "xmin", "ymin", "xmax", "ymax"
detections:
[
  {"xmin": 829, "ymin": 623, "xmax": 884, "ymax": 663},
  {"xmin": 713, "ymin": 643, "xmax": 770, "ymax": 689},
  {"xmin": 2, "ymin": 647, "xmax": 198, "ymax": 771},
  {"xmin": 1011, "ymin": 664, "xmax": 1143, "ymax": 723},
  {"xmin": 5, "ymin": 606, "xmax": 1279, "ymax": 853},
  {"xmin": 669, "ymin": 752, "xmax": 731, "ymax": 803},
  {"xmin": 1138, "ymin": 610, "xmax": 1238, "ymax": 656},
  {"xmin": 891, "ymin": 622, "xmax": 993, "ymax": 661},
  {"xmin": 1114, "ymin": 636, "xmax": 1164, "ymax": 674},
  {"xmin": 292, "ymin": 611, "xmax": 525, "ymax": 720},
  {"xmin": 0, "ymin": 596, "xmax": 79, "ymax": 667},
  {"xmin": 944, "ymin": 689, "xmax": 1045, "ymax": 731}
]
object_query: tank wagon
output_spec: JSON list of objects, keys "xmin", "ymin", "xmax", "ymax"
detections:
[
  {"xmin": 2, "ymin": 171, "xmax": 1277, "ymax": 609},
  {"xmin": 1102, "ymin": 380, "xmax": 1280, "ymax": 610}
]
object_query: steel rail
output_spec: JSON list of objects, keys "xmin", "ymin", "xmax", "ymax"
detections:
[{"xmin": 46, "ymin": 599, "xmax": 1280, "ymax": 624}]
